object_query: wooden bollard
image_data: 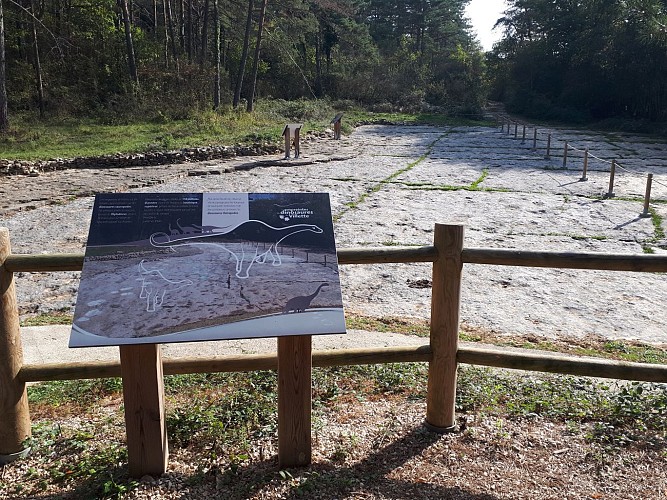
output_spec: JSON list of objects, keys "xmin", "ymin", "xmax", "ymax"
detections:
[
  {"xmin": 563, "ymin": 142, "xmax": 568, "ymax": 168},
  {"xmin": 278, "ymin": 335, "xmax": 312, "ymax": 467},
  {"xmin": 426, "ymin": 224, "xmax": 463, "ymax": 432},
  {"xmin": 521, "ymin": 125, "xmax": 526, "ymax": 143},
  {"xmin": 606, "ymin": 160, "xmax": 616, "ymax": 198},
  {"xmin": 641, "ymin": 173, "xmax": 653, "ymax": 218},
  {"xmin": 506, "ymin": 121, "xmax": 511, "ymax": 135},
  {"xmin": 581, "ymin": 149, "xmax": 589, "ymax": 181},
  {"xmin": 532, "ymin": 129, "xmax": 537, "ymax": 150},
  {"xmin": 514, "ymin": 122, "xmax": 518, "ymax": 138},
  {"xmin": 0, "ymin": 228, "xmax": 32, "ymax": 464},
  {"xmin": 545, "ymin": 134, "xmax": 551, "ymax": 159}
]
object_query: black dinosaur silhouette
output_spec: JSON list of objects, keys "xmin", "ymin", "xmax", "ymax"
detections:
[{"xmin": 283, "ymin": 283, "xmax": 329, "ymax": 313}]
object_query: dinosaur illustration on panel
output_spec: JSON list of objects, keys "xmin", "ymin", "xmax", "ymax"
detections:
[
  {"xmin": 137, "ymin": 259, "xmax": 194, "ymax": 312},
  {"xmin": 283, "ymin": 283, "xmax": 329, "ymax": 313},
  {"xmin": 149, "ymin": 220, "xmax": 324, "ymax": 279}
]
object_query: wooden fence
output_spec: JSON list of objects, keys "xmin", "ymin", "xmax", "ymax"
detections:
[{"xmin": 2, "ymin": 224, "xmax": 667, "ymax": 471}]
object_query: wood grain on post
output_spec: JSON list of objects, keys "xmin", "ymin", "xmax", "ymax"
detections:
[
  {"xmin": 0, "ymin": 228, "xmax": 31, "ymax": 459},
  {"xmin": 278, "ymin": 335, "xmax": 312, "ymax": 468},
  {"xmin": 426, "ymin": 224, "xmax": 464, "ymax": 432},
  {"xmin": 120, "ymin": 344, "xmax": 168, "ymax": 477}
]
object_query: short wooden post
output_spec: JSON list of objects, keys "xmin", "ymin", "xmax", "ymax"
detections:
[
  {"xmin": 545, "ymin": 134, "xmax": 551, "ymax": 159},
  {"xmin": 0, "ymin": 228, "xmax": 31, "ymax": 463},
  {"xmin": 581, "ymin": 149, "xmax": 589, "ymax": 181},
  {"xmin": 278, "ymin": 335, "xmax": 312, "ymax": 468},
  {"xmin": 426, "ymin": 224, "xmax": 464, "ymax": 432},
  {"xmin": 532, "ymin": 129, "xmax": 537, "ymax": 150},
  {"xmin": 120, "ymin": 344, "xmax": 168, "ymax": 477},
  {"xmin": 641, "ymin": 173, "xmax": 653, "ymax": 218},
  {"xmin": 563, "ymin": 142, "xmax": 568, "ymax": 168},
  {"xmin": 521, "ymin": 124, "xmax": 526, "ymax": 143},
  {"xmin": 606, "ymin": 160, "xmax": 616, "ymax": 198},
  {"xmin": 514, "ymin": 122, "xmax": 518, "ymax": 138},
  {"xmin": 506, "ymin": 121, "xmax": 511, "ymax": 134},
  {"xmin": 284, "ymin": 128, "xmax": 291, "ymax": 159},
  {"xmin": 294, "ymin": 127, "xmax": 301, "ymax": 158}
]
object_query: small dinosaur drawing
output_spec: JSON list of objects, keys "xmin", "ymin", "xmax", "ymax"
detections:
[
  {"xmin": 138, "ymin": 260, "xmax": 194, "ymax": 312},
  {"xmin": 177, "ymin": 218, "xmax": 200, "ymax": 234},
  {"xmin": 283, "ymin": 283, "xmax": 329, "ymax": 313}
]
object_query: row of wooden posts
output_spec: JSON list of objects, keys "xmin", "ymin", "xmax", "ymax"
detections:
[
  {"xmin": 498, "ymin": 117, "xmax": 656, "ymax": 216},
  {"xmin": 3, "ymin": 225, "xmax": 667, "ymax": 476}
]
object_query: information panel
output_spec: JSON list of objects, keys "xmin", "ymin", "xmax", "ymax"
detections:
[{"xmin": 70, "ymin": 193, "xmax": 346, "ymax": 347}]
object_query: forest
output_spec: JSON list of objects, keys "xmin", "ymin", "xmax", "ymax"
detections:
[
  {"xmin": 489, "ymin": 0, "xmax": 667, "ymax": 127},
  {"xmin": 2, "ymin": 0, "xmax": 666, "ymax": 139},
  {"xmin": 0, "ymin": 0, "xmax": 486, "ymax": 130}
]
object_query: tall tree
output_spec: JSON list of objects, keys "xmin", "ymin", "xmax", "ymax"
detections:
[
  {"xmin": 0, "ymin": 0, "xmax": 6, "ymax": 130},
  {"xmin": 233, "ymin": 0, "xmax": 253, "ymax": 108},
  {"xmin": 120, "ymin": 0, "xmax": 140, "ymax": 86},
  {"xmin": 213, "ymin": 0, "xmax": 220, "ymax": 109},
  {"xmin": 247, "ymin": 0, "xmax": 267, "ymax": 112}
]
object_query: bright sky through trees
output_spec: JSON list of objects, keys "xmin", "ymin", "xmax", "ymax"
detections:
[{"xmin": 465, "ymin": 0, "xmax": 508, "ymax": 51}]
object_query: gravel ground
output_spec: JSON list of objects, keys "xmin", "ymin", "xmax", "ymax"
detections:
[{"xmin": 3, "ymin": 123, "xmax": 667, "ymax": 343}]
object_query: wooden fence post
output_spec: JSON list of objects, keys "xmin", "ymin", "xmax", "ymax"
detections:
[
  {"xmin": 532, "ymin": 129, "xmax": 537, "ymax": 150},
  {"xmin": 641, "ymin": 173, "xmax": 653, "ymax": 218},
  {"xmin": 606, "ymin": 160, "xmax": 616, "ymax": 198},
  {"xmin": 426, "ymin": 224, "xmax": 464, "ymax": 432},
  {"xmin": 545, "ymin": 134, "xmax": 551, "ymax": 159},
  {"xmin": 563, "ymin": 142, "xmax": 568, "ymax": 168},
  {"xmin": 506, "ymin": 121, "xmax": 511, "ymax": 135},
  {"xmin": 120, "ymin": 344, "xmax": 168, "ymax": 477},
  {"xmin": 581, "ymin": 149, "xmax": 589, "ymax": 181},
  {"xmin": 0, "ymin": 228, "xmax": 31, "ymax": 464},
  {"xmin": 278, "ymin": 335, "xmax": 312, "ymax": 468},
  {"xmin": 514, "ymin": 122, "xmax": 518, "ymax": 138},
  {"xmin": 521, "ymin": 124, "xmax": 526, "ymax": 143}
]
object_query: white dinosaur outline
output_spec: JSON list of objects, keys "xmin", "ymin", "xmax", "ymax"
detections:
[
  {"xmin": 137, "ymin": 259, "xmax": 194, "ymax": 312},
  {"xmin": 149, "ymin": 220, "xmax": 324, "ymax": 279}
]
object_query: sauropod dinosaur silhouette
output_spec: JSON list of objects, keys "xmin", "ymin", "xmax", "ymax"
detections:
[
  {"xmin": 283, "ymin": 283, "xmax": 329, "ymax": 313},
  {"xmin": 150, "ymin": 220, "xmax": 325, "ymax": 279}
]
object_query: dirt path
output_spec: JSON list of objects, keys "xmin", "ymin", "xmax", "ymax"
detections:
[{"xmin": 4, "ymin": 123, "xmax": 667, "ymax": 343}]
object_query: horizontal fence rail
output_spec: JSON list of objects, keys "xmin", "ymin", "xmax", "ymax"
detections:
[
  {"xmin": 6, "ymin": 247, "xmax": 667, "ymax": 273},
  {"xmin": 18, "ymin": 345, "xmax": 667, "ymax": 385}
]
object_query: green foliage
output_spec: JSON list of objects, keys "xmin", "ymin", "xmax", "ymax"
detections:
[
  {"xmin": 492, "ymin": 0, "xmax": 667, "ymax": 124},
  {"xmin": 1, "ymin": 0, "xmax": 485, "ymax": 126}
]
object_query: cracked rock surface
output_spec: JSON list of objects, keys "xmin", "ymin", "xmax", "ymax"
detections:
[{"xmin": 4, "ymin": 124, "xmax": 667, "ymax": 343}]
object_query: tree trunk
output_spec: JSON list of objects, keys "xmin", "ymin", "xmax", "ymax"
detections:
[
  {"xmin": 186, "ymin": 0, "xmax": 192, "ymax": 63},
  {"xmin": 199, "ymin": 0, "xmax": 209, "ymax": 67},
  {"xmin": 165, "ymin": 0, "xmax": 179, "ymax": 72},
  {"xmin": 119, "ymin": 0, "xmax": 139, "ymax": 86},
  {"xmin": 29, "ymin": 0, "xmax": 45, "ymax": 117},
  {"xmin": 0, "ymin": 0, "xmax": 7, "ymax": 131},
  {"xmin": 213, "ymin": 0, "xmax": 220, "ymax": 109},
  {"xmin": 233, "ymin": 0, "xmax": 253, "ymax": 109},
  {"xmin": 246, "ymin": 0, "xmax": 267, "ymax": 112}
]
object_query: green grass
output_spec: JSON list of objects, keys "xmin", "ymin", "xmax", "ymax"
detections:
[
  {"xmin": 0, "ymin": 99, "xmax": 338, "ymax": 161},
  {"xmin": 21, "ymin": 312, "xmax": 74, "ymax": 327}
]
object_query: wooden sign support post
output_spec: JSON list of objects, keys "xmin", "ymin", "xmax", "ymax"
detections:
[
  {"xmin": 278, "ymin": 335, "xmax": 312, "ymax": 468},
  {"xmin": 0, "ymin": 228, "xmax": 31, "ymax": 464},
  {"xmin": 120, "ymin": 344, "xmax": 168, "ymax": 478}
]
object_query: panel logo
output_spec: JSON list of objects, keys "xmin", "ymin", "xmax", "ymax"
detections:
[{"xmin": 279, "ymin": 208, "xmax": 313, "ymax": 222}]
